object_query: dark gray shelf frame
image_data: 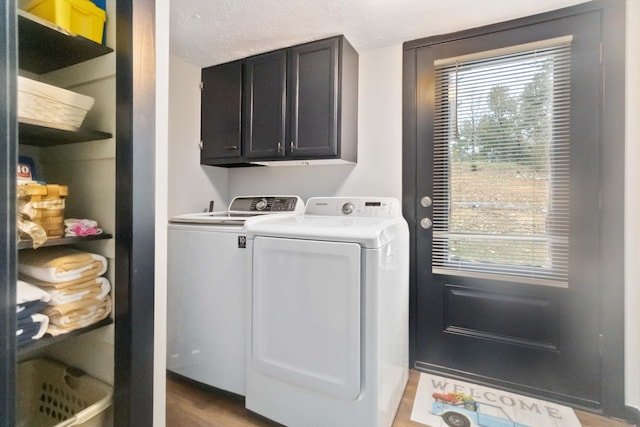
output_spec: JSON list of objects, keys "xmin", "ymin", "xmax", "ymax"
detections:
[
  {"xmin": 19, "ymin": 118, "xmax": 112, "ymax": 146},
  {"xmin": 17, "ymin": 10, "xmax": 112, "ymax": 74},
  {"xmin": 17, "ymin": 233, "xmax": 113, "ymax": 250}
]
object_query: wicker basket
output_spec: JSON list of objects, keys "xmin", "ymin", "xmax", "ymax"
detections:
[
  {"xmin": 18, "ymin": 76, "xmax": 95, "ymax": 128},
  {"xmin": 20, "ymin": 183, "xmax": 68, "ymax": 238},
  {"xmin": 17, "ymin": 358, "xmax": 113, "ymax": 427}
]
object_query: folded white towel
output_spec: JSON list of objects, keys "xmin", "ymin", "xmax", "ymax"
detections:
[
  {"xmin": 16, "ymin": 280, "xmax": 51, "ymax": 304},
  {"xmin": 18, "ymin": 247, "xmax": 108, "ymax": 283},
  {"xmin": 45, "ymin": 277, "xmax": 111, "ymax": 306},
  {"xmin": 46, "ymin": 296, "xmax": 112, "ymax": 336}
]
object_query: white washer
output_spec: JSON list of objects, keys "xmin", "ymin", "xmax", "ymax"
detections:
[
  {"xmin": 245, "ymin": 197, "xmax": 409, "ymax": 427},
  {"xmin": 166, "ymin": 196, "xmax": 303, "ymax": 395}
]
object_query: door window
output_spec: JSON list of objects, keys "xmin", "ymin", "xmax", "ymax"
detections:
[{"xmin": 432, "ymin": 37, "xmax": 572, "ymax": 287}]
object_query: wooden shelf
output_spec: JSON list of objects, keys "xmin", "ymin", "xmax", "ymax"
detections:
[
  {"xmin": 18, "ymin": 233, "xmax": 113, "ymax": 250},
  {"xmin": 19, "ymin": 118, "xmax": 112, "ymax": 146},
  {"xmin": 18, "ymin": 10, "xmax": 112, "ymax": 74},
  {"xmin": 18, "ymin": 318, "xmax": 113, "ymax": 360}
]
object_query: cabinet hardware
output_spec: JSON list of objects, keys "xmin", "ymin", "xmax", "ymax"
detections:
[
  {"xmin": 277, "ymin": 142, "xmax": 282, "ymax": 152},
  {"xmin": 200, "ymin": 82, "xmax": 204, "ymax": 90},
  {"xmin": 290, "ymin": 141, "xmax": 295, "ymax": 151},
  {"xmin": 224, "ymin": 145, "xmax": 238, "ymax": 150},
  {"xmin": 199, "ymin": 140, "xmax": 203, "ymax": 150}
]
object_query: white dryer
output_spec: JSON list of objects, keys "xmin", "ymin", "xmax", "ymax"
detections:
[
  {"xmin": 245, "ymin": 197, "xmax": 409, "ymax": 427},
  {"xmin": 166, "ymin": 195, "xmax": 303, "ymax": 395}
]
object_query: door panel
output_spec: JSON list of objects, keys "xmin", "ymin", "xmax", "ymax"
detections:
[
  {"xmin": 243, "ymin": 50, "xmax": 286, "ymax": 159},
  {"xmin": 288, "ymin": 38, "xmax": 338, "ymax": 157},
  {"xmin": 411, "ymin": 11, "xmax": 603, "ymax": 407},
  {"xmin": 442, "ymin": 284, "xmax": 559, "ymax": 351},
  {"xmin": 251, "ymin": 236, "xmax": 361, "ymax": 400},
  {"xmin": 200, "ymin": 61, "xmax": 242, "ymax": 160}
]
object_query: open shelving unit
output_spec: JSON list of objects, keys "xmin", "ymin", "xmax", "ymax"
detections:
[
  {"xmin": 3, "ymin": 1, "xmax": 156, "ymax": 424},
  {"xmin": 16, "ymin": 11, "xmax": 115, "ymax": 359}
]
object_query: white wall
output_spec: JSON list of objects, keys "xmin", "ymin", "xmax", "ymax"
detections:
[
  {"xmin": 168, "ymin": 56, "xmax": 229, "ymax": 215},
  {"xmin": 165, "ymin": 4, "xmax": 640, "ymax": 415},
  {"xmin": 625, "ymin": 0, "xmax": 640, "ymax": 414},
  {"xmin": 155, "ymin": 0, "xmax": 170, "ymax": 425},
  {"xmin": 228, "ymin": 45, "xmax": 403, "ymax": 201}
]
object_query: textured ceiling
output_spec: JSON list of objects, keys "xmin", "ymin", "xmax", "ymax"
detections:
[{"xmin": 170, "ymin": 0, "xmax": 588, "ymax": 68}]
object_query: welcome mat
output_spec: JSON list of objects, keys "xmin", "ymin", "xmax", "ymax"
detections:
[{"xmin": 410, "ymin": 373, "xmax": 581, "ymax": 427}]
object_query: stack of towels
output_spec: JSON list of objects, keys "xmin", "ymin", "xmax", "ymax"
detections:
[
  {"xmin": 18, "ymin": 247, "xmax": 112, "ymax": 337},
  {"xmin": 16, "ymin": 280, "xmax": 50, "ymax": 346}
]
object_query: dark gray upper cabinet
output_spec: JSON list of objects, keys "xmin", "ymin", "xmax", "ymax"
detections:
[
  {"xmin": 288, "ymin": 37, "xmax": 339, "ymax": 159},
  {"xmin": 200, "ymin": 60, "xmax": 243, "ymax": 164},
  {"xmin": 200, "ymin": 35, "xmax": 358, "ymax": 167},
  {"xmin": 243, "ymin": 50, "xmax": 287, "ymax": 159}
]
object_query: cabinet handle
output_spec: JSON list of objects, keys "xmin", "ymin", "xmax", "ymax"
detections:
[
  {"xmin": 277, "ymin": 142, "xmax": 282, "ymax": 153},
  {"xmin": 224, "ymin": 145, "xmax": 238, "ymax": 150},
  {"xmin": 290, "ymin": 141, "xmax": 295, "ymax": 152},
  {"xmin": 199, "ymin": 140, "xmax": 203, "ymax": 150}
]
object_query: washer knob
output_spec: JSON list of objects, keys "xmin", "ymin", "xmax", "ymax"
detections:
[
  {"xmin": 342, "ymin": 202, "xmax": 355, "ymax": 215},
  {"xmin": 255, "ymin": 198, "xmax": 268, "ymax": 211}
]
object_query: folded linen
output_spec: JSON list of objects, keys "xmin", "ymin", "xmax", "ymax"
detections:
[
  {"xmin": 17, "ymin": 279, "xmax": 51, "ymax": 304},
  {"xmin": 33, "ymin": 277, "xmax": 110, "ymax": 306},
  {"xmin": 46, "ymin": 295, "xmax": 112, "ymax": 328},
  {"xmin": 46, "ymin": 296, "xmax": 112, "ymax": 336},
  {"xmin": 16, "ymin": 313, "xmax": 49, "ymax": 345},
  {"xmin": 16, "ymin": 299, "xmax": 48, "ymax": 320},
  {"xmin": 64, "ymin": 218, "xmax": 103, "ymax": 237},
  {"xmin": 24, "ymin": 274, "xmax": 101, "ymax": 290},
  {"xmin": 18, "ymin": 247, "xmax": 107, "ymax": 283},
  {"xmin": 44, "ymin": 289, "xmax": 110, "ymax": 317}
]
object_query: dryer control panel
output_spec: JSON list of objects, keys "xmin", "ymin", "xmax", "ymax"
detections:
[{"xmin": 304, "ymin": 197, "xmax": 400, "ymax": 217}]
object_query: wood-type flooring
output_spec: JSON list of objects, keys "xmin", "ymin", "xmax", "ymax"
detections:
[{"xmin": 166, "ymin": 370, "xmax": 633, "ymax": 427}]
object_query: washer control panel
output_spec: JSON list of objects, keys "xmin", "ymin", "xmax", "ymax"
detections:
[
  {"xmin": 229, "ymin": 196, "xmax": 304, "ymax": 213},
  {"xmin": 305, "ymin": 197, "xmax": 400, "ymax": 217}
]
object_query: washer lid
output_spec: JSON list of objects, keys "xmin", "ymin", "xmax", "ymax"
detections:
[
  {"xmin": 246, "ymin": 215, "xmax": 408, "ymax": 248},
  {"xmin": 168, "ymin": 195, "xmax": 304, "ymax": 225}
]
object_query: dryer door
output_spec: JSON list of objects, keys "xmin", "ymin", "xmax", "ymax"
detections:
[{"xmin": 252, "ymin": 236, "xmax": 361, "ymax": 400}]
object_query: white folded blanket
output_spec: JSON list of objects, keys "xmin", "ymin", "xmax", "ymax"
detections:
[
  {"xmin": 17, "ymin": 280, "xmax": 51, "ymax": 305},
  {"xmin": 46, "ymin": 296, "xmax": 112, "ymax": 336},
  {"xmin": 43, "ymin": 277, "xmax": 110, "ymax": 306},
  {"xmin": 18, "ymin": 247, "xmax": 108, "ymax": 283}
]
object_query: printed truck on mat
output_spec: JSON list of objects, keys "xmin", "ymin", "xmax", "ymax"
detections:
[{"xmin": 432, "ymin": 392, "xmax": 530, "ymax": 427}]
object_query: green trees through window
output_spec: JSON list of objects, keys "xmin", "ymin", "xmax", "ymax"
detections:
[{"xmin": 432, "ymin": 40, "xmax": 571, "ymax": 285}]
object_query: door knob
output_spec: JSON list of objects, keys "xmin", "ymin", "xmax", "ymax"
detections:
[
  {"xmin": 420, "ymin": 218, "xmax": 432, "ymax": 229},
  {"xmin": 421, "ymin": 196, "xmax": 432, "ymax": 208}
]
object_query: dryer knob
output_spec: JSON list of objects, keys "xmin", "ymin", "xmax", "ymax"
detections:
[
  {"xmin": 342, "ymin": 202, "xmax": 355, "ymax": 215},
  {"xmin": 256, "ymin": 198, "xmax": 268, "ymax": 211}
]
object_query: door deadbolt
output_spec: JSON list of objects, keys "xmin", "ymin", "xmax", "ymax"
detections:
[
  {"xmin": 421, "ymin": 196, "xmax": 432, "ymax": 208},
  {"xmin": 420, "ymin": 218, "xmax": 433, "ymax": 229}
]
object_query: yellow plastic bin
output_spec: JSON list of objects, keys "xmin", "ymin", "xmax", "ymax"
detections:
[
  {"xmin": 23, "ymin": 0, "xmax": 106, "ymax": 44},
  {"xmin": 17, "ymin": 358, "xmax": 113, "ymax": 427}
]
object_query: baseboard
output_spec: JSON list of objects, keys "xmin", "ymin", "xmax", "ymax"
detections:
[{"xmin": 626, "ymin": 405, "xmax": 640, "ymax": 425}]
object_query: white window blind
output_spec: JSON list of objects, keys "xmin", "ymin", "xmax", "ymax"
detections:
[{"xmin": 432, "ymin": 37, "xmax": 572, "ymax": 287}]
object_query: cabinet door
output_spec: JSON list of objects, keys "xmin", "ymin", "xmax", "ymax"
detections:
[
  {"xmin": 288, "ymin": 38, "xmax": 339, "ymax": 158},
  {"xmin": 243, "ymin": 50, "xmax": 286, "ymax": 159},
  {"xmin": 200, "ymin": 61, "xmax": 242, "ymax": 162}
]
